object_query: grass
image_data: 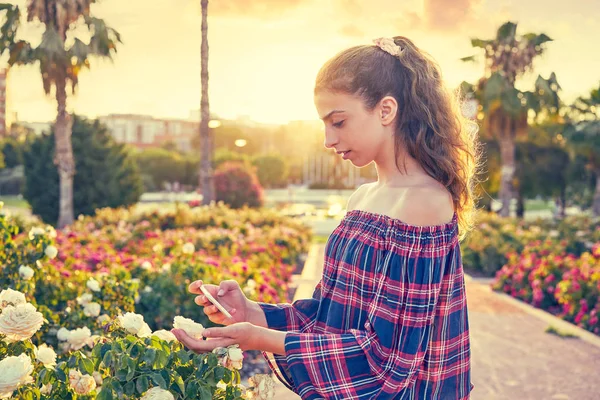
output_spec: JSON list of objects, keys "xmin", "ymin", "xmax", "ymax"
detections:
[
  {"xmin": 0, "ymin": 195, "xmax": 30, "ymax": 209},
  {"xmin": 312, "ymin": 235, "xmax": 330, "ymax": 244},
  {"xmin": 545, "ymin": 325, "xmax": 579, "ymax": 339},
  {"xmin": 525, "ymin": 199, "xmax": 555, "ymax": 212}
]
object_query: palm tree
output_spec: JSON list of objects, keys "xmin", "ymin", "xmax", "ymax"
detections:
[
  {"xmin": 0, "ymin": 1, "xmax": 120, "ymax": 227},
  {"xmin": 199, "ymin": 0, "xmax": 214, "ymax": 205},
  {"xmin": 461, "ymin": 22, "xmax": 559, "ymax": 216},
  {"xmin": 564, "ymin": 82, "xmax": 600, "ymax": 214}
]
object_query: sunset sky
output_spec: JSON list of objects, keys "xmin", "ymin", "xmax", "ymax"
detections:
[{"xmin": 2, "ymin": 0, "xmax": 599, "ymax": 125}]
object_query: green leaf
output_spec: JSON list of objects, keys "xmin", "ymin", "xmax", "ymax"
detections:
[
  {"xmin": 471, "ymin": 38, "xmax": 490, "ymax": 49},
  {"xmin": 124, "ymin": 381, "xmax": 135, "ymax": 396},
  {"xmin": 150, "ymin": 372, "xmax": 167, "ymax": 389},
  {"xmin": 55, "ymin": 368, "xmax": 67, "ymax": 383},
  {"xmin": 79, "ymin": 357, "xmax": 95, "ymax": 375},
  {"xmin": 96, "ymin": 386, "xmax": 113, "ymax": 400},
  {"xmin": 171, "ymin": 372, "xmax": 185, "ymax": 394},
  {"xmin": 185, "ymin": 381, "xmax": 198, "ymax": 397},
  {"xmin": 176, "ymin": 349, "xmax": 189, "ymax": 363},
  {"xmin": 501, "ymin": 88, "xmax": 524, "ymax": 116},
  {"xmin": 496, "ymin": 21, "xmax": 517, "ymax": 42},
  {"xmin": 130, "ymin": 343, "xmax": 141, "ymax": 358},
  {"xmin": 142, "ymin": 348, "xmax": 156, "ymax": 366},
  {"xmin": 136, "ymin": 376, "xmax": 149, "ymax": 395},
  {"xmin": 221, "ymin": 369, "xmax": 231, "ymax": 383},
  {"xmin": 154, "ymin": 350, "xmax": 168, "ymax": 369},
  {"xmin": 126, "ymin": 357, "xmax": 136, "ymax": 381},
  {"xmin": 215, "ymin": 366, "xmax": 226, "ymax": 382},
  {"xmin": 102, "ymin": 350, "xmax": 114, "ymax": 368},
  {"xmin": 198, "ymin": 386, "xmax": 212, "ymax": 400},
  {"xmin": 484, "ymin": 72, "xmax": 508, "ymax": 102},
  {"xmin": 116, "ymin": 369, "xmax": 128, "ymax": 382}
]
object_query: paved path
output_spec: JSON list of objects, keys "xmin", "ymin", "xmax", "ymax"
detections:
[{"xmin": 272, "ymin": 243, "xmax": 600, "ymax": 399}]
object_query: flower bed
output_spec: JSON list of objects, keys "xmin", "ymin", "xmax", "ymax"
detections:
[
  {"xmin": 492, "ymin": 240, "xmax": 600, "ymax": 335},
  {"xmin": 0, "ymin": 203, "xmax": 310, "ymax": 398},
  {"xmin": 462, "ymin": 212, "xmax": 600, "ymax": 277}
]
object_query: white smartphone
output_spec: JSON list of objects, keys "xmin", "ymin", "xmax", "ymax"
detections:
[{"xmin": 200, "ymin": 285, "xmax": 233, "ymax": 319}]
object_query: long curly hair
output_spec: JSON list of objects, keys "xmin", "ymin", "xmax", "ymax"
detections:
[{"xmin": 315, "ymin": 36, "xmax": 480, "ymax": 239}]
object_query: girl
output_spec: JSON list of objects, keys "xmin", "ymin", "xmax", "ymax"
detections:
[{"xmin": 172, "ymin": 36, "xmax": 478, "ymax": 399}]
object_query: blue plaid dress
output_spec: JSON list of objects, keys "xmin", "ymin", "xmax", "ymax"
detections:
[{"xmin": 259, "ymin": 209, "xmax": 474, "ymax": 399}]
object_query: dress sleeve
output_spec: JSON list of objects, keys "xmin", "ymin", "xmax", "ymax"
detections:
[
  {"xmin": 256, "ymin": 279, "xmax": 322, "ymax": 332},
  {"xmin": 282, "ymin": 253, "xmax": 446, "ymax": 399},
  {"xmin": 259, "ymin": 280, "xmax": 322, "ymax": 390}
]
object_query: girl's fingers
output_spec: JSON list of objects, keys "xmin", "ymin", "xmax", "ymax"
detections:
[{"xmin": 195, "ymin": 295, "xmax": 208, "ymax": 306}]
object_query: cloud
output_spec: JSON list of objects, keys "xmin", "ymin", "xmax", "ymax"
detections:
[
  {"xmin": 339, "ymin": 24, "xmax": 365, "ymax": 38},
  {"xmin": 423, "ymin": 0, "xmax": 482, "ymax": 30},
  {"xmin": 209, "ymin": 0, "xmax": 311, "ymax": 18}
]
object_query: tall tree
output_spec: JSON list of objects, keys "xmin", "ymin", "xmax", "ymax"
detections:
[
  {"xmin": 564, "ymin": 82, "xmax": 600, "ymax": 214},
  {"xmin": 0, "ymin": 1, "xmax": 121, "ymax": 227},
  {"xmin": 461, "ymin": 21, "xmax": 559, "ymax": 216},
  {"xmin": 199, "ymin": 0, "xmax": 214, "ymax": 204}
]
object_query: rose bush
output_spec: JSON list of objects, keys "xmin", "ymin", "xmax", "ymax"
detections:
[{"xmin": 0, "ymin": 202, "xmax": 299, "ymax": 398}]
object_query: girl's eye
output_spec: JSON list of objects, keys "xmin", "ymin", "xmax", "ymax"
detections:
[{"xmin": 333, "ymin": 120, "xmax": 345, "ymax": 128}]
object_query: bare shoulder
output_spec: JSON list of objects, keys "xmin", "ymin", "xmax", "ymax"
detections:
[
  {"xmin": 393, "ymin": 185, "xmax": 455, "ymax": 226},
  {"xmin": 346, "ymin": 182, "xmax": 375, "ymax": 211}
]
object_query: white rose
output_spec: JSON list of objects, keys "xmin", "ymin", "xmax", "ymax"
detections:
[
  {"xmin": 83, "ymin": 302, "xmax": 101, "ymax": 318},
  {"xmin": 45, "ymin": 226, "xmax": 57, "ymax": 239},
  {"xmin": 173, "ymin": 316, "xmax": 204, "ymax": 340},
  {"xmin": 182, "ymin": 242, "xmax": 195, "ymax": 254},
  {"xmin": 97, "ymin": 314, "xmax": 111, "ymax": 325},
  {"xmin": 56, "ymin": 327, "xmax": 71, "ymax": 341},
  {"xmin": 141, "ymin": 261, "xmax": 152, "ymax": 270},
  {"xmin": 28, "ymin": 227, "xmax": 45, "ymax": 240},
  {"xmin": 34, "ymin": 344, "xmax": 57, "ymax": 367},
  {"xmin": 44, "ymin": 245, "xmax": 58, "ymax": 259},
  {"xmin": 152, "ymin": 329, "xmax": 177, "ymax": 342},
  {"xmin": 143, "ymin": 286, "xmax": 153, "ymax": 294},
  {"xmin": 227, "ymin": 345, "xmax": 244, "ymax": 369},
  {"xmin": 92, "ymin": 371, "xmax": 103, "ymax": 386},
  {"xmin": 0, "ymin": 288, "xmax": 27, "ymax": 309},
  {"xmin": 213, "ymin": 345, "xmax": 244, "ymax": 370},
  {"xmin": 0, "ymin": 303, "xmax": 45, "ymax": 342},
  {"xmin": 70, "ymin": 373, "xmax": 96, "ymax": 395},
  {"xmin": 67, "ymin": 327, "xmax": 92, "ymax": 350},
  {"xmin": 76, "ymin": 293, "xmax": 93, "ymax": 305},
  {"xmin": 118, "ymin": 312, "xmax": 152, "ymax": 337},
  {"xmin": 18, "ymin": 265, "xmax": 34, "ymax": 280},
  {"xmin": 161, "ymin": 263, "xmax": 171, "ymax": 273},
  {"xmin": 141, "ymin": 386, "xmax": 175, "ymax": 400},
  {"xmin": 68, "ymin": 369, "xmax": 82, "ymax": 384},
  {"xmin": 0, "ymin": 354, "xmax": 34, "ymax": 398},
  {"xmin": 248, "ymin": 374, "xmax": 275, "ymax": 400},
  {"xmin": 86, "ymin": 278, "xmax": 101, "ymax": 292}
]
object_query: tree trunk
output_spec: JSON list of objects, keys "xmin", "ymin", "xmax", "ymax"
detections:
[
  {"xmin": 54, "ymin": 75, "xmax": 75, "ymax": 228},
  {"xmin": 498, "ymin": 116, "xmax": 516, "ymax": 217},
  {"xmin": 199, "ymin": 0, "xmax": 214, "ymax": 205},
  {"xmin": 516, "ymin": 190, "xmax": 525, "ymax": 218},
  {"xmin": 593, "ymin": 172, "xmax": 600, "ymax": 216}
]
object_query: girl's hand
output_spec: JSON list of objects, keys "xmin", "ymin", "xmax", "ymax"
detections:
[
  {"xmin": 171, "ymin": 322, "xmax": 259, "ymax": 352},
  {"xmin": 189, "ymin": 280, "xmax": 249, "ymax": 325}
]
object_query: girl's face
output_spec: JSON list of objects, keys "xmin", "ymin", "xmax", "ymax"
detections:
[{"xmin": 314, "ymin": 90, "xmax": 394, "ymax": 168}]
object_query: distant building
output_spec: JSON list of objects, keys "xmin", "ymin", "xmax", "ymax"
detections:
[{"xmin": 98, "ymin": 114, "xmax": 199, "ymax": 153}]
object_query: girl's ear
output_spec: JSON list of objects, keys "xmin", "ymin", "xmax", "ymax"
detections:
[{"xmin": 379, "ymin": 96, "xmax": 398, "ymax": 126}]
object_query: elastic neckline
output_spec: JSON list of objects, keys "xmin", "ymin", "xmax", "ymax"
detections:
[{"xmin": 344, "ymin": 209, "xmax": 458, "ymax": 233}]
